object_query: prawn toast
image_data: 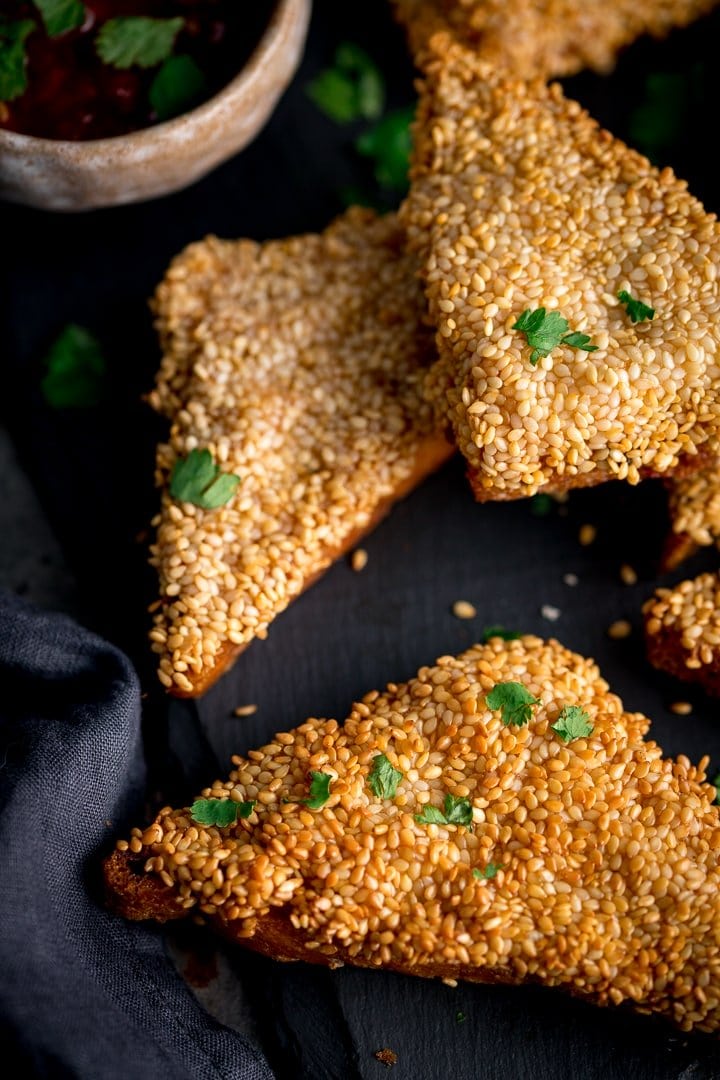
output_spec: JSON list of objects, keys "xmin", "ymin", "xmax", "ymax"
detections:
[
  {"xmin": 661, "ymin": 461, "xmax": 720, "ymax": 571},
  {"xmin": 106, "ymin": 636, "xmax": 720, "ymax": 1033},
  {"xmin": 645, "ymin": 572, "xmax": 720, "ymax": 695},
  {"xmin": 392, "ymin": 0, "xmax": 720, "ymax": 77},
  {"xmin": 148, "ymin": 208, "xmax": 453, "ymax": 696},
  {"xmin": 400, "ymin": 41, "xmax": 720, "ymax": 501}
]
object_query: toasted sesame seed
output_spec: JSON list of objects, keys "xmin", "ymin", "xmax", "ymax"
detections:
[
  {"xmin": 392, "ymin": 0, "xmax": 716, "ymax": 78},
  {"xmin": 620, "ymin": 564, "xmax": 638, "ymax": 586},
  {"xmin": 452, "ymin": 600, "xmax": 477, "ymax": 619},
  {"xmin": 401, "ymin": 42, "xmax": 720, "ymax": 502},
  {"xmin": 670, "ymin": 701, "xmax": 693, "ymax": 716},
  {"xmin": 563, "ymin": 573, "xmax": 579, "ymax": 587},
  {"xmin": 541, "ymin": 604, "xmax": 561, "ymax": 622},
  {"xmin": 148, "ymin": 209, "xmax": 452, "ymax": 694},
  {"xmin": 351, "ymin": 548, "xmax": 369, "ymax": 572},
  {"xmin": 109, "ymin": 635, "xmax": 720, "ymax": 1034},
  {"xmin": 234, "ymin": 704, "xmax": 258, "ymax": 718},
  {"xmin": 608, "ymin": 619, "xmax": 632, "ymax": 640},
  {"xmin": 579, "ymin": 525, "xmax": 597, "ymax": 548}
]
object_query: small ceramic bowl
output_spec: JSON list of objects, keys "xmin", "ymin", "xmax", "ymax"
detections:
[{"xmin": 0, "ymin": 0, "xmax": 311, "ymax": 212}]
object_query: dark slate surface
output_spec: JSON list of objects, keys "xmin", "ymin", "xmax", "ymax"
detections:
[{"xmin": 4, "ymin": 1, "xmax": 720, "ymax": 1076}]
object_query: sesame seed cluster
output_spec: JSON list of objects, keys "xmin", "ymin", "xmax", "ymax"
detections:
[
  {"xmin": 667, "ymin": 461, "xmax": 720, "ymax": 550},
  {"xmin": 107, "ymin": 636, "xmax": 720, "ymax": 1033},
  {"xmin": 147, "ymin": 208, "xmax": 452, "ymax": 695},
  {"xmin": 400, "ymin": 40, "xmax": 720, "ymax": 501},
  {"xmin": 392, "ymin": 0, "xmax": 720, "ymax": 77},
  {"xmin": 645, "ymin": 573, "xmax": 720, "ymax": 695}
]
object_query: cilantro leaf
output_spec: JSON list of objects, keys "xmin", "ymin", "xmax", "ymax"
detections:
[
  {"xmin": 551, "ymin": 705, "xmax": 594, "ymax": 743},
  {"xmin": 299, "ymin": 771, "xmax": 333, "ymax": 809},
  {"xmin": 368, "ymin": 753, "xmax": 403, "ymax": 799},
  {"xmin": 473, "ymin": 862, "xmax": 501, "ymax": 880},
  {"xmin": 628, "ymin": 71, "xmax": 688, "ymax": 162},
  {"xmin": 34, "ymin": 0, "xmax": 84, "ymax": 37},
  {"xmin": 307, "ymin": 42, "xmax": 384, "ymax": 124},
  {"xmin": 97, "ymin": 16, "xmax": 184, "ymax": 70},
  {"xmin": 617, "ymin": 290, "xmax": 655, "ymax": 324},
  {"xmin": 414, "ymin": 804, "xmax": 449, "ymax": 826},
  {"xmin": 149, "ymin": 54, "xmax": 205, "ymax": 121},
  {"xmin": 415, "ymin": 793, "xmax": 473, "ymax": 829},
  {"xmin": 482, "ymin": 626, "xmax": 521, "ymax": 643},
  {"xmin": 531, "ymin": 493, "xmax": 553, "ymax": 517},
  {"xmin": 0, "ymin": 17, "xmax": 35, "ymax": 103},
  {"xmin": 486, "ymin": 681, "xmax": 539, "ymax": 727},
  {"xmin": 41, "ymin": 324, "xmax": 107, "ymax": 408},
  {"xmin": 512, "ymin": 308, "xmax": 598, "ymax": 366},
  {"xmin": 712, "ymin": 772, "xmax": 720, "ymax": 805},
  {"xmin": 190, "ymin": 798, "xmax": 255, "ymax": 827},
  {"xmin": 443, "ymin": 793, "xmax": 473, "ymax": 827},
  {"xmin": 356, "ymin": 105, "xmax": 414, "ymax": 192},
  {"xmin": 170, "ymin": 449, "xmax": 241, "ymax": 510}
]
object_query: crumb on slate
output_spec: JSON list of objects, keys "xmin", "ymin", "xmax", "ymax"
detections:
[{"xmin": 374, "ymin": 1048, "xmax": 398, "ymax": 1067}]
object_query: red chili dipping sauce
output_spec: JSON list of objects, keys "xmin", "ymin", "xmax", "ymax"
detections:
[{"xmin": 0, "ymin": 1, "xmax": 274, "ymax": 140}]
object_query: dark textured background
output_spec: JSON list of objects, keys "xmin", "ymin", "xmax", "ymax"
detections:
[{"xmin": 4, "ymin": 1, "xmax": 720, "ymax": 1076}]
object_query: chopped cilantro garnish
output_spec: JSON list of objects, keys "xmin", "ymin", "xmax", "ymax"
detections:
[
  {"xmin": 41, "ymin": 324, "xmax": 107, "ymax": 408},
  {"xmin": 190, "ymin": 798, "xmax": 255, "ymax": 827},
  {"xmin": 0, "ymin": 17, "xmax": 35, "ymax": 102},
  {"xmin": 486, "ymin": 682, "xmax": 539, "ymax": 728},
  {"xmin": 34, "ymin": 0, "xmax": 84, "ymax": 37},
  {"xmin": 617, "ymin": 290, "xmax": 655, "ymax": 324},
  {"xmin": 96, "ymin": 16, "xmax": 183, "ymax": 69},
  {"xmin": 482, "ymin": 626, "xmax": 521, "ymax": 644},
  {"xmin": 456, "ymin": 1011, "xmax": 466, "ymax": 1024},
  {"xmin": 306, "ymin": 42, "xmax": 384, "ymax": 124},
  {"xmin": 149, "ymin": 54, "xmax": 205, "ymax": 121},
  {"xmin": 473, "ymin": 862, "xmax": 501, "ymax": 880},
  {"xmin": 170, "ymin": 449, "xmax": 241, "ymax": 510},
  {"xmin": 367, "ymin": 753, "xmax": 403, "ymax": 799},
  {"xmin": 531, "ymin": 493, "xmax": 553, "ymax": 517},
  {"xmin": 512, "ymin": 308, "xmax": 598, "ymax": 366},
  {"xmin": 415, "ymin": 793, "xmax": 473, "ymax": 829},
  {"xmin": 300, "ymin": 771, "xmax": 333, "ymax": 809},
  {"xmin": 551, "ymin": 705, "xmax": 594, "ymax": 743},
  {"xmin": 628, "ymin": 71, "xmax": 688, "ymax": 162},
  {"xmin": 355, "ymin": 105, "xmax": 414, "ymax": 192}
]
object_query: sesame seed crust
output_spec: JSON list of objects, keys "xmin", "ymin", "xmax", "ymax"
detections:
[
  {"xmin": 400, "ymin": 40, "xmax": 720, "ymax": 501},
  {"xmin": 661, "ymin": 461, "xmax": 720, "ymax": 571},
  {"xmin": 392, "ymin": 0, "xmax": 720, "ymax": 77},
  {"xmin": 644, "ymin": 572, "xmax": 720, "ymax": 695},
  {"xmin": 105, "ymin": 635, "xmax": 720, "ymax": 1033},
  {"xmin": 148, "ymin": 208, "xmax": 453, "ymax": 696}
]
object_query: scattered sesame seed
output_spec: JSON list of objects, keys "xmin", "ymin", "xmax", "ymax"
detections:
[
  {"xmin": 541, "ymin": 604, "xmax": 561, "ymax": 622},
  {"xmin": 579, "ymin": 525, "xmax": 597, "ymax": 548},
  {"xmin": 108, "ymin": 636, "xmax": 720, "ymax": 1034},
  {"xmin": 620, "ymin": 564, "xmax": 638, "ymax": 586},
  {"xmin": 563, "ymin": 573, "xmax": 579, "ymax": 587},
  {"xmin": 670, "ymin": 701, "xmax": 693, "ymax": 716},
  {"xmin": 233, "ymin": 704, "xmax": 258, "ymax": 718},
  {"xmin": 607, "ymin": 619, "xmax": 632, "ymax": 640},
  {"xmin": 452, "ymin": 600, "xmax": 477, "ymax": 619},
  {"xmin": 351, "ymin": 548, "xmax": 369, "ymax": 572}
]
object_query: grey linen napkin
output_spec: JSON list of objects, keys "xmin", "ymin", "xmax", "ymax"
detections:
[{"xmin": 0, "ymin": 590, "xmax": 273, "ymax": 1080}]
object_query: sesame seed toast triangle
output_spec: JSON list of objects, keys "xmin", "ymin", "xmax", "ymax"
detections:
[
  {"xmin": 392, "ymin": 0, "xmax": 720, "ymax": 77},
  {"xmin": 660, "ymin": 459, "xmax": 720, "ymax": 570},
  {"xmin": 105, "ymin": 635, "xmax": 720, "ymax": 1033},
  {"xmin": 400, "ymin": 38, "xmax": 720, "ymax": 501},
  {"xmin": 645, "ymin": 572, "xmax": 720, "ymax": 695},
  {"xmin": 147, "ymin": 208, "xmax": 454, "ymax": 696}
]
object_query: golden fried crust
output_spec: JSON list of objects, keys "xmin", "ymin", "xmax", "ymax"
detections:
[
  {"xmin": 644, "ymin": 573, "xmax": 720, "ymax": 695},
  {"xmin": 391, "ymin": 0, "xmax": 720, "ymax": 78},
  {"xmin": 148, "ymin": 208, "xmax": 453, "ymax": 697},
  {"xmin": 661, "ymin": 459, "xmax": 720, "ymax": 572},
  {"xmin": 106, "ymin": 636, "xmax": 720, "ymax": 1034},
  {"xmin": 400, "ymin": 40, "xmax": 720, "ymax": 502}
]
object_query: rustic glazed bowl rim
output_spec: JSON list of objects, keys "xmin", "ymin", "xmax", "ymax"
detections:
[{"xmin": 0, "ymin": 0, "xmax": 295, "ymax": 155}]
